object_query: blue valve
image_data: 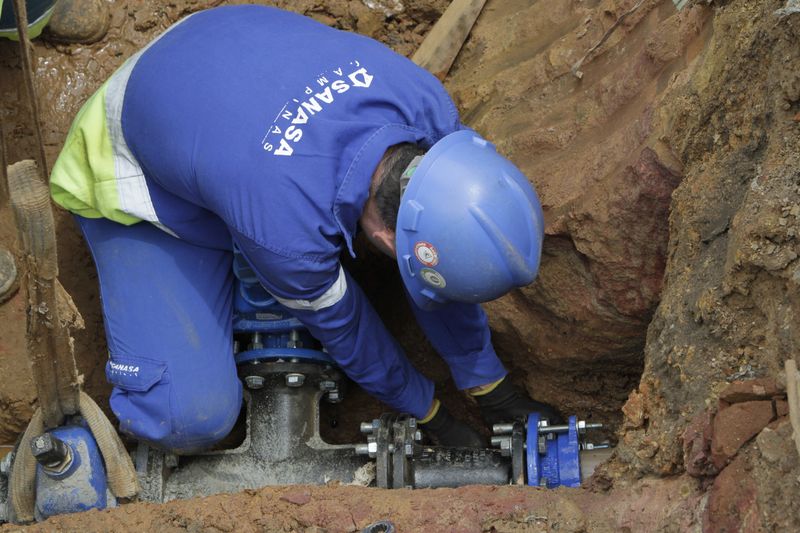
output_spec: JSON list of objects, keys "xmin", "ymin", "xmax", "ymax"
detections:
[
  {"xmin": 33, "ymin": 423, "xmax": 115, "ymax": 520},
  {"xmin": 232, "ymin": 245, "xmax": 333, "ymax": 366},
  {"xmin": 526, "ymin": 415, "xmax": 582, "ymax": 488}
]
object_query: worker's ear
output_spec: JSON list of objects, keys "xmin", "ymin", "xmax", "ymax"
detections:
[{"xmin": 369, "ymin": 226, "xmax": 397, "ymax": 258}]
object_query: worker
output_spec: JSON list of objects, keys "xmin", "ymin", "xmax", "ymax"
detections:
[
  {"xmin": 0, "ymin": 0, "xmax": 108, "ymax": 42},
  {"xmin": 49, "ymin": 5, "xmax": 560, "ymax": 453}
]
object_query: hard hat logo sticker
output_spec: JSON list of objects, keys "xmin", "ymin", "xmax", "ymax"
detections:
[
  {"xmin": 420, "ymin": 268, "xmax": 446, "ymax": 289},
  {"xmin": 414, "ymin": 241, "xmax": 439, "ymax": 267}
]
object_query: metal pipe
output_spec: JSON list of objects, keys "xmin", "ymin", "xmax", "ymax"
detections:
[
  {"xmin": 413, "ymin": 447, "xmax": 510, "ymax": 488},
  {"xmin": 579, "ymin": 448, "xmax": 614, "ymax": 478}
]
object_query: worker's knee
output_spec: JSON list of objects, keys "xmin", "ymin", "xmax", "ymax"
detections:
[{"xmin": 106, "ymin": 355, "xmax": 241, "ymax": 453}]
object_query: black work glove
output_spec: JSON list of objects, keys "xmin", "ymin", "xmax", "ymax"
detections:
[
  {"xmin": 475, "ymin": 378, "xmax": 564, "ymax": 425},
  {"xmin": 419, "ymin": 404, "xmax": 486, "ymax": 448}
]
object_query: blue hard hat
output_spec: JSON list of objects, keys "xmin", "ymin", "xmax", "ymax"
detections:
[{"xmin": 396, "ymin": 130, "xmax": 545, "ymax": 310}]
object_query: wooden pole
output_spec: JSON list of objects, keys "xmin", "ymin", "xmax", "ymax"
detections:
[
  {"xmin": 412, "ymin": 0, "xmax": 487, "ymax": 80},
  {"xmin": 11, "ymin": 0, "xmax": 49, "ymax": 176},
  {"xmin": 786, "ymin": 359, "xmax": 800, "ymax": 459}
]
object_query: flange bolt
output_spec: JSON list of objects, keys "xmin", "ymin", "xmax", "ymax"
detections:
[
  {"xmin": 31, "ymin": 433, "xmax": 71, "ymax": 470},
  {"xmin": 285, "ymin": 373, "xmax": 305, "ymax": 387},
  {"xmin": 245, "ymin": 375, "xmax": 265, "ymax": 389}
]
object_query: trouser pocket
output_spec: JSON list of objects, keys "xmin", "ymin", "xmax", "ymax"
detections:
[{"xmin": 105, "ymin": 355, "xmax": 173, "ymax": 444}]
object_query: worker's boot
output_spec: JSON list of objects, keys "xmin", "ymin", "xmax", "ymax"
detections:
[
  {"xmin": 45, "ymin": 0, "xmax": 109, "ymax": 44},
  {"xmin": 0, "ymin": 246, "xmax": 18, "ymax": 304},
  {"xmin": 474, "ymin": 378, "xmax": 564, "ymax": 426},
  {"xmin": 419, "ymin": 404, "xmax": 486, "ymax": 448}
]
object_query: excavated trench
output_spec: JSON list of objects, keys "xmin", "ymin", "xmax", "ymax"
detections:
[{"xmin": 1, "ymin": 0, "xmax": 799, "ymax": 531}]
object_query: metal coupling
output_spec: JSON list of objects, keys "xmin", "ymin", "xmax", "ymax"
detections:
[
  {"xmin": 285, "ymin": 373, "xmax": 305, "ymax": 387},
  {"xmin": 244, "ymin": 375, "xmax": 265, "ymax": 389}
]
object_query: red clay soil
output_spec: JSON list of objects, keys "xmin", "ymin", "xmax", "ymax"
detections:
[{"xmin": 3, "ymin": 478, "xmax": 705, "ymax": 533}]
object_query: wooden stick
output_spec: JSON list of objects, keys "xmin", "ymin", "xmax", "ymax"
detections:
[
  {"xmin": 11, "ymin": 0, "xmax": 49, "ymax": 175},
  {"xmin": 786, "ymin": 359, "xmax": 800, "ymax": 459},
  {"xmin": 412, "ymin": 0, "xmax": 487, "ymax": 80}
]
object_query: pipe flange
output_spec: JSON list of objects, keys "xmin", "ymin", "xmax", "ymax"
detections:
[{"xmin": 510, "ymin": 421, "xmax": 525, "ymax": 485}]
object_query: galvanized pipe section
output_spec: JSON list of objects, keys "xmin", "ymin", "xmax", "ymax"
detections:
[
  {"xmin": 412, "ymin": 447, "xmax": 510, "ymax": 488},
  {"xmin": 579, "ymin": 448, "xmax": 614, "ymax": 478}
]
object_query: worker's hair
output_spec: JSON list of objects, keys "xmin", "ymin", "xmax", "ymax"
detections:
[{"xmin": 374, "ymin": 142, "xmax": 427, "ymax": 230}]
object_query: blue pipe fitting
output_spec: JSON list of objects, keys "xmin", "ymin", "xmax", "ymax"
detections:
[
  {"xmin": 233, "ymin": 246, "xmax": 333, "ymax": 366},
  {"xmin": 525, "ymin": 414, "xmax": 582, "ymax": 488},
  {"xmin": 34, "ymin": 424, "xmax": 115, "ymax": 520}
]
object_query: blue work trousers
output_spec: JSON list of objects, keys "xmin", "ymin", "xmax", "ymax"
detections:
[{"xmin": 76, "ymin": 215, "xmax": 241, "ymax": 453}]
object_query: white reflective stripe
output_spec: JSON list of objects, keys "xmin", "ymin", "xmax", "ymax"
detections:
[
  {"xmin": 104, "ymin": 14, "xmax": 196, "ymax": 231},
  {"xmin": 271, "ymin": 266, "xmax": 348, "ymax": 312},
  {"xmin": 106, "ymin": 54, "xmax": 156, "ymax": 223}
]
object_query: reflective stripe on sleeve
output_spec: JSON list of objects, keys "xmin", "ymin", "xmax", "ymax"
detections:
[
  {"xmin": 103, "ymin": 13, "xmax": 197, "ymax": 234},
  {"xmin": 271, "ymin": 265, "xmax": 348, "ymax": 311}
]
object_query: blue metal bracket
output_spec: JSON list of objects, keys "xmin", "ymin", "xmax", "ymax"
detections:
[{"xmin": 525, "ymin": 414, "xmax": 582, "ymax": 488}]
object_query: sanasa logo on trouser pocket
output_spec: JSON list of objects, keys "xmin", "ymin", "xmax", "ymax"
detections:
[{"xmin": 109, "ymin": 361, "xmax": 141, "ymax": 375}]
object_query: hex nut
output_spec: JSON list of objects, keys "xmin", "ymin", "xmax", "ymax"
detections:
[
  {"xmin": 355, "ymin": 444, "xmax": 370, "ymax": 455},
  {"xmin": 319, "ymin": 380, "xmax": 336, "ymax": 391},
  {"xmin": 327, "ymin": 389, "xmax": 341, "ymax": 402},
  {"xmin": 285, "ymin": 373, "xmax": 305, "ymax": 387},
  {"xmin": 245, "ymin": 375, "xmax": 265, "ymax": 389}
]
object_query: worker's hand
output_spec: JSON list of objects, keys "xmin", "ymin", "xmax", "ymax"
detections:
[
  {"xmin": 474, "ymin": 378, "xmax": 565, "ymax": 425},
  {"xmin": 419, "ymin": 404, "xmax": 486, "ymax": 448}
]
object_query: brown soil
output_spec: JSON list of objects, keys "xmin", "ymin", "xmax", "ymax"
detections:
[
  {"xmin": 2, "ymin": 478, "xmax": 706, "ymax": 533},
  {"xmin": 1, "ymin": 0, "xmax": 800, "ymax": 531}
]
